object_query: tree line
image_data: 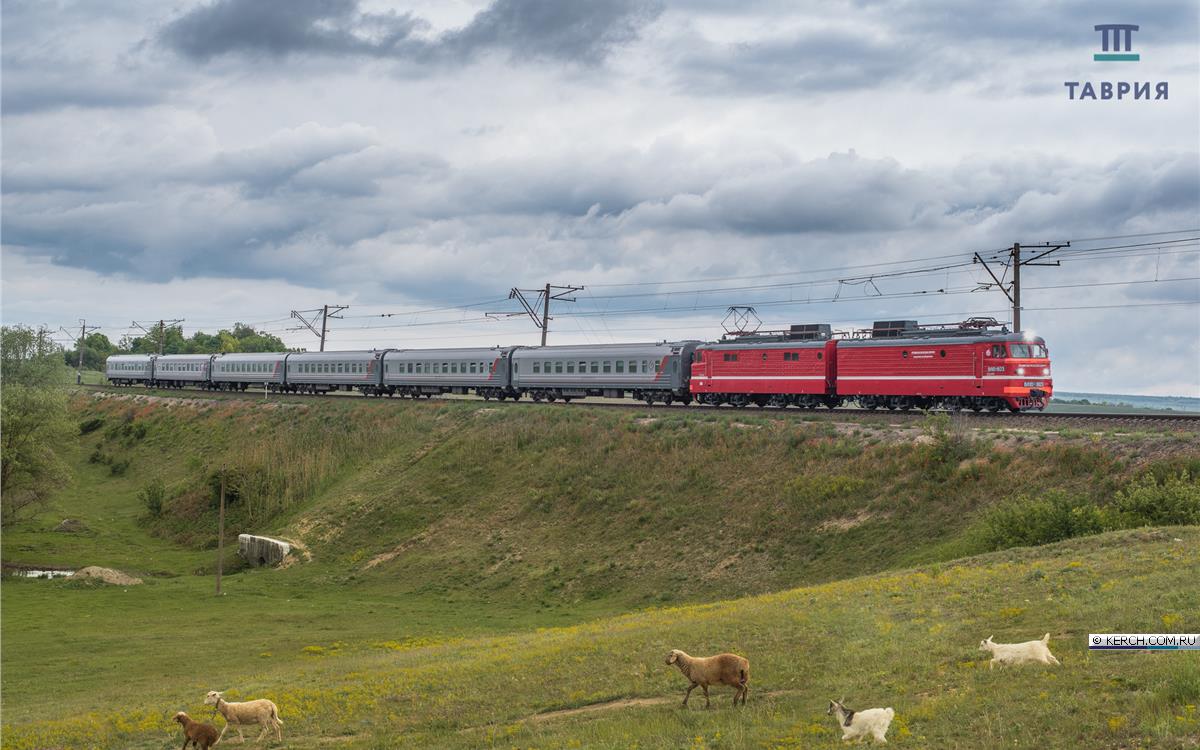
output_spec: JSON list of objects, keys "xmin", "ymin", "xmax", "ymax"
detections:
[{"xmin": 64, "ymin": 323, "xmax": 289, "ymax": 370}]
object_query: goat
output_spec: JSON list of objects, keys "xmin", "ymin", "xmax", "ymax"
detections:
[
  {"xmin": 827, "ymin": 699, "xmax": 894, "ymax": 744},
  {"xmin": 979, "ymin": 633, "xmax": 1061, "ymax": 669}
]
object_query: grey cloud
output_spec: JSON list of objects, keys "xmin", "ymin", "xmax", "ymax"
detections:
[
  {"xmin": 159, "ymin": 0, "xmax": 662, "ymax": 66},
  {"xmin": 159, "ymin": 0, "xmax": 424, "ymax": 61}
]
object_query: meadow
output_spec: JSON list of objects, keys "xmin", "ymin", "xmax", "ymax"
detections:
[{"xmin": 2, "ymin": 391, "xmax": 1197, "ymax": 748}]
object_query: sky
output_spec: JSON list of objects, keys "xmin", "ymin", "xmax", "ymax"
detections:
[{"xmin": 2, "ymin": 0, "xmax": 1198, "ymax": 396}]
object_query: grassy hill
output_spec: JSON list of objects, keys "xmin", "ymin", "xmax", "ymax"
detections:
[
  {"xmin": 2, "ymin": 391, "xmax": 1198, "ymax": 748},
  {"xmin": 4, "ymin": 528, "xmax": 1198, "ymax": 749}
]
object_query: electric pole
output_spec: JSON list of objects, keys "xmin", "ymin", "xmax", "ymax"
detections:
[
  {"xmin": 59, "ymin": 320, "xmax": 101, "ymax": 383},
  {"xmin": 291, "ymin": 305, "xmax": 348, "ymax": 351},
  {"xmin": 132, "ymin": 318, "xmax": 184, "ymax": 355},
  {"xmin": 497, "ymin": 284, "xmax": 584, "ymax": 346},
  {"xmin": 973, "ymin": 242, "xmax": 1067, "ymax": 332}
]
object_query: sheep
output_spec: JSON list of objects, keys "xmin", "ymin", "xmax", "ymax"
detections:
[
  {"xmin": 665, "ymin": 649, "xmax": 749, "ymax": 708},
  {"xmin": 173, "ymin": 711, "xmax": 220, "ymax": 750},
  {"xmin": 979, "ymin": 633, "xmax": 1061, "ymax": 669},
  {"xmin": 827, "ymin": 699, "xmax": 895, "ymax": 744},
  {"xmin": 204, "ymin": 690, "xmax": 283, "ymax": 744}
]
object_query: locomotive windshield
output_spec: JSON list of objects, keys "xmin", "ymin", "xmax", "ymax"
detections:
[{"xmin": 1009, "ymin": 343, "xmax": 1047, "ymax": 358}]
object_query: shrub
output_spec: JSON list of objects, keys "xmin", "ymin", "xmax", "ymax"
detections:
[
  {"xmin": 79, "ymin": 417, "xmax": 105, "ymax": 435},
  {"xmin": 138, "ymin": 479, "xmax": 167, "ymax": 517},
  {"xmin": 979, "ymin": 491, "xmax": 1116, "ymax": 550},
  {"xmin": 1113, "ymin": 471, "xmax": 1200, "ymax": 526},
  {"xmin": 109, "ymin": 458, "xmax": 131, "ymax": 476}
]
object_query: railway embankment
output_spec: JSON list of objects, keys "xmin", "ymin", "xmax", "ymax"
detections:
[{"xmin": 1, "ymin": 391, "xmax": 1196, "ymax": 748}]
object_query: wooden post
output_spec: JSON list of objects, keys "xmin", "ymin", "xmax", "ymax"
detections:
[{"xmin": 216, "ymin": 468, "xmax": 226, "ymax": 595}]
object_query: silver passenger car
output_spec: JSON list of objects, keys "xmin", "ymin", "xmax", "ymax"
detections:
[
  {"xmin": 211, "ymin": 352, "xmax": 288, "ymax": 391},
  {"xmin": 152, "ymin": 354, "xmax": 214, "ymax": 388},
  {"xmin": 106, "ymin": 354, "xmax": 155, "ymax": 386},
  {"xmin": 380, "ymin": 347, "xmax": 519, "ymax": 399},
  {"xmin": 510, "ymin": 341, "xmax": 701, "ymax": 403},
  {"xmin": 284, "ymin": 350, "xmax": 386, "ymax": 394}
]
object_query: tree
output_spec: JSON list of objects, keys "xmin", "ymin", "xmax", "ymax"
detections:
[
  {"xmin": 63, "ymin": 332, "xmax": 117, "ymax": 371},
  {"xmin": 3, "ymin": 325, "xmax": 64, "ymax": 385},
  {"xmin": 1, "ymin": 326, "xmax": 73, "ymax": 523}
]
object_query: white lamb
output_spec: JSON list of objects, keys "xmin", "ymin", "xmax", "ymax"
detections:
[
  {"xmin": 979, "ymin": 633, "xmax": 1061, "ymax": 669},
  {"xmin": 204, "ymin": 690, "xmax": 283, "ymax": 744},
  {"xmin": 827, "ymin": 699, "xmax": 894, "ymax": 744}
]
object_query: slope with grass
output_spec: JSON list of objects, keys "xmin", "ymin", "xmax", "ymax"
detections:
[
  {"xmin": 4, "ymin": 528, "xmax": 1198, "ymax": 749},
  {"xmin": 2, "ymin": 392, "xmax": 1198, "ymax": 748}
]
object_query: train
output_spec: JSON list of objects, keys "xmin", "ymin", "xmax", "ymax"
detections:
[{"xmin": 104, "ymin": 318, "xmax": 1052, "ymax": 412}]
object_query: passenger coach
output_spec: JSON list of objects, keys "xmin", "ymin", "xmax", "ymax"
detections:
[
  {"xmin": 380, "ymin": 347, "xmax": 518, "ymax": 399},
  {"xmin": 105, "ymin": 354, "xmax": 155, "ymax": 386},
  {"xmin": 511, "ymin": 342, "xmax": 700, "ymax": 404}
]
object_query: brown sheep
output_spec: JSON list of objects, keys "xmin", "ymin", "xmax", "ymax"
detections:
[
  {"xmin": 173, "ymin": 711, "xmax": 219, "ymax": 750},
  {"xmin": 665, "ymin": 649, "xmax": 750, "ymax": 708}
]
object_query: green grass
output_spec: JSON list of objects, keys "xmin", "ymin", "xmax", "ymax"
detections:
[
  {"xmin": 3, "ymin": 391, "xmax": 1198, "ymax": 748},
  {"xmin": 3, "ymin": 528, "xmax": 1197, "ymax": 748}
]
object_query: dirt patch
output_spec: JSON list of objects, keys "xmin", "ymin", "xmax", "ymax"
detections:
[
  {"xmin": 635, "ymin": 417, "xmax": 658, "ymax": 425},
  {"xmin": 68, "ymin": 566, "xmax": 143, "ymax": 585},
  {"xmin": 817, "ymin": 509, "xmax": 876, "ymax": 532},
  {"xmin": 276, "ymin": 537, "xmax": 314, "ymax": 567},
  {"xmin": 703, "ymin": 553, "xmax": 741, "ymax": 580},
  {"xmin": 364, "ymin": 531, "xmax": 432, "ymax": 570},
  {"xmin": 53, "ymin": 518, "xmax": 88, "ymax": 533},
  {"xmin": 528, "ymin": 688, "xmax": 799, "ymax": 723}
]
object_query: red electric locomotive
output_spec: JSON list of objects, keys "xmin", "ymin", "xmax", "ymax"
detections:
[
  {"xmin": 834, "ymin": 319, "xmax": 1052, "ymax": 412},
  {"xmin": 690, "ymin": 324, "xmax": 839, "ymax": 407},
  {"xmin": 687, "ymin": 318, "xmax": 1052, "ymax": 412}
]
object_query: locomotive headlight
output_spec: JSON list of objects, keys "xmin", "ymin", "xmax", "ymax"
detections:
[
  {"xmin": 1016, "ymin": 367, "xmax": 1026, "ymax": 376},
  {"xmin": 1042, "ymin": 367, "xmax": 1050, "ymax": 376}
]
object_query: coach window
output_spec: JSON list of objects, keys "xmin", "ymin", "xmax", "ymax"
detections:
[
  {"xmin": 641, "ymin": 360, "xmax": 649, "ymax": 373},
  {"xmin": 543, "ymin": 361, "xmax": 551, "ymax": 374},
  {"xmin": 533, "ymin": 362, "xmax": 541, "ymax": 374},
  {"xmin": 615, "ymin": 360, "xmax": 624, "ymax": 374},
  {"xmin": 555, "ymin": 361, "xmax": 563, "ymax": 374},
  {"xmin": 603, "ymin": 361, "xmax": 612, "ymax": 373},
  {"xmin": 589, "ymin": 361, "xmax": 598, "ymax": 373},
  {"xmin": 566, "ymin": 362, "xmax": 575, "ymax": 374},
  {"xmin": 579, "ymin": 361, "xmax": 587, "ymax": 373},
  {"xmin": 628, "ymin": 360, "xmax": 636, "ymax": 373}
]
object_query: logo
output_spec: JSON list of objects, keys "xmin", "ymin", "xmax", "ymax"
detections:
[
  {"xmin": 1094, "ymin": 24, "xmax": 1139, "ymax": 61},
  {"xmin": 1064, "ymin": 23, "xmax": 1167, "ymax": 100}
]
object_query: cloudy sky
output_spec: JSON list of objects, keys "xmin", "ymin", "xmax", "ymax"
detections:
[{"xmin": 2, "ymin": 0, "xmax": 1198, "ymax": 395}]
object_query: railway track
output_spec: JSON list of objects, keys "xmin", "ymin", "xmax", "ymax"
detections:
[{"xmin": 78, "ymin": 384, "xmax": 1199, "ymax": 430}]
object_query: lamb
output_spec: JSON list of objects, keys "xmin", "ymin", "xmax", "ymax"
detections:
[
  {"xmin": 204, "ymin": 690, "xmax": 283, "ymax": 744},
  {"xmin": 665, "ymin": 649, "xmax": 749, "ymax": 708},
  {"xmin": 173, "ymin": 711, "xmax": 220, "ymax": 750},
  {"xmin": 827, "ymin": 699, "xmax": 895, "ymax": 744},
  {"xmin": 979, "ymin": 633, "xmax": 1061, "ymax": 669}
]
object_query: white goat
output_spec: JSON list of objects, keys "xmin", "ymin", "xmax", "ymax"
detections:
[
  {"xmin": 827, "ymin": 699, "xmax": 894, "ymax": 744},
  {"xmin": 204, "ymin": 691, "xmax": 283, "ymax": 744},
  {"xmin": 979, "ymin": 633, "xmax": 1061, "ymax": 669}
]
